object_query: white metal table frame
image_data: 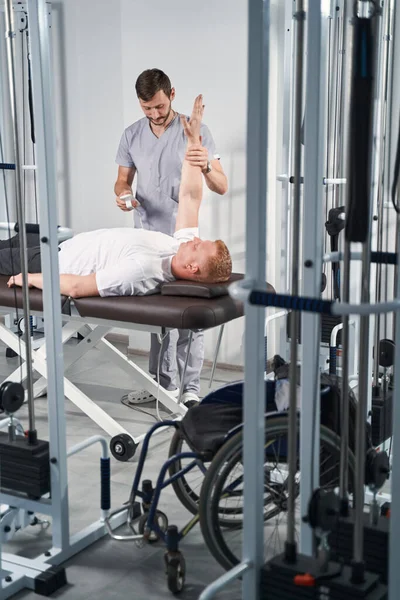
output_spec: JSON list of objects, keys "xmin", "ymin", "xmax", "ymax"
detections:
[{"xmin": 0, "ymin": 307, "xmax": 188, "ymax": 442}]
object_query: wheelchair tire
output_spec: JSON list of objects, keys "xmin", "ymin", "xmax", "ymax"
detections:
[
  {"xmin": 168, "ymin": 429, "xmax": 206, "ymax": 516},
  {"xmin": 198, "ymin": 415, "xmax": 355, "ymax": 572}
]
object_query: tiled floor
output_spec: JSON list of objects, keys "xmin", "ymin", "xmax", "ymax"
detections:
[{"xmin": 0, "ymin": 337, "xmax": 244, "ymax": 599}]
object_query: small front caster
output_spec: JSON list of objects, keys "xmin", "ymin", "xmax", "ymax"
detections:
[
  {"xmin": 109, "ymin": 434, "xmax": 137, "ymax": 461},
  {"xmin": 165, "ymin": 550, "xmax": 186, "ymax": 594},
  {"xmin": 138, "ymin": 510, "xmax": 169, "ymax": 543}
]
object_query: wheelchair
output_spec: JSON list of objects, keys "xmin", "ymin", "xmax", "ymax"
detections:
[{"xmin": 106, "ymin": 377, "xmax": 356, "ymax": 595}]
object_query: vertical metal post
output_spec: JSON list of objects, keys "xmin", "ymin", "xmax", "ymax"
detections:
[
  {"xmin": 0, "ymin": 9, "xmax": 7, "ymax": 223},
  {"xmin": 286, "ymin": 0, "xmax": 305, "ymax": 555},
  {"xmin": 339, "ymin": 243, "xmax": 351, "ymax": 500},
  {"xmin": 276, "ymin": 0, "xmax": 295, "ymax": 359},
  {"xmin": 4, "ymin": 0, "xmax": 36, "ymax": 433},
  {"xmin": 384, "ymin": 0, "xmax": 395, "ymax": 343},
  {"xmin": 387, "ymin": 4, "xmax": 400, "ymax": 594},
  {"xmin": 389, "ymin": 224, "xmax": 400, "ymax": 600},
  {"xmin": 325, "ymin": 0, "xmax": 337, "ymax": 250},
  {"xmin": 242, "ymin": 0, "xmax": 269, "ymax": 596},
  {"xmin": 26, "ymin": 0, "xmax": 70, "ymax": 548},
  {"xmin": 373, "ymin": 0, "xmax": 392, "ymax": 390},
  {"xmin": 281, "ymin": 0, "xmax": 295, "ymax": 298},
  {"xmin": 338, "ymin": 0, "xmax": 352, "ymax": 507},
  {"xmin": 332, "ymin": 0, "xmax": 345, "ymax": 210},
  {"xmin": 299, "ymin": 0, "xmax": 327, "ymax": 555},
  {"xmin": 0, "ymin": 7, "xmax": 15, "ymax": 224}
]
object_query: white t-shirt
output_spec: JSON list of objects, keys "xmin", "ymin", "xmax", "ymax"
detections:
[{"xmin": 58, "ymin": 227, "xmax": 198, "ymax": 297}]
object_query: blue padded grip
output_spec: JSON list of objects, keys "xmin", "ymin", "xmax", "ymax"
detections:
[
  {"xmin": 100, "ymin": 457, "xmax": 111, "ymax": 511},
  {"xmin": 371, "ymin": 251, "xmax": 397, "ymax": 265},
  {"xmin": 249, "ymin": 291, "xmax": 333, "ymax": 315},
  {"xmin": 329, "ymin": 346, "xmax": 337, "ymax": 375}
]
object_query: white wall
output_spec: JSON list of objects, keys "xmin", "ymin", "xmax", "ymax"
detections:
[{"xmin": 51, "ymin": 0, "xmax": 285, "ymax": 366}]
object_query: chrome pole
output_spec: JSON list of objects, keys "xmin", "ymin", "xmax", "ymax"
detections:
[
  {"xmin": 373, "ymin": 0, "xmax": 393, "ymax": 390},
  {"xmin": 286, "ymin": 0, "xmax": 305, "ymax": 555},
  {"xmin": 338, "ymin": 0, "xmax": 352, "ymax": 506},
  {"xmin": 4, "ymin": 0, "xmax": 36, "ymax": 438}
]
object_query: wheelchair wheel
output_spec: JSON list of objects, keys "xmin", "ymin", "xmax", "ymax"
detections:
[
  {"xmin": 198, "ymin": 415, "xmax": 355, "ymax": 572},
  {"xmin": 168, "ymin": 428, "xmax": 209, "ymax": 516}
]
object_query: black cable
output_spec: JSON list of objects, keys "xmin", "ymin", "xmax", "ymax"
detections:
[
  {"xmin": 310, "ymin": 316, "xmax": 322, "ymax": 495},
  {"xmin": 391, "ymin": 114, "xmax": 400, "ymax": 214},
  {"xmin": 26, "ymin": 32, "xmax": 36, "ymax": 145},
  {"xmin": 0, "ymin": 127, "xmax": 23, "ymax": 372},
  {"xmin": 26, "ymin": 31, "xmax": 38, "ymax": 224},
  {"xmin": 120, "ymin": 395, "xmax": 160, "ymax": 422},
  {"xmin": 32, "ymin": 144, "xmax": 39, "ymax": 225},
  {"xmin": 22, "ymin": 30, "xmax": 27, "ymax": 216}
]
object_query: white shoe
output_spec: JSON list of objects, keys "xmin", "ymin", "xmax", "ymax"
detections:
[
  {"xmin": 127, "ymin": 388, "xmax": 179, "ymax": 405},
  {"xmin": 181, "ymin": 391, "xmax": 200, "ymax": 408}
]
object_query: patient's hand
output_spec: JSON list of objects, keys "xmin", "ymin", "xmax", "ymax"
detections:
[
  {"xmin": 181, "ymin": 94, "xmax": 204, "ymax": 144},
  {"xmin": 7, "ymin": 273, "xmax": 31, "ymax": 288}
]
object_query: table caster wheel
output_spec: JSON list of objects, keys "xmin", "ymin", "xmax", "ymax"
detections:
[
  {"xmin": 165, "ymin": 551, "xmax": 185, "ymax": 594},
  {"xmin": 110, "ymin": 434, "xmax": 137, "ymax": 461},
  {"xmin": 138, "ymin": 510, "xmax": 169, "ymax": 543}
]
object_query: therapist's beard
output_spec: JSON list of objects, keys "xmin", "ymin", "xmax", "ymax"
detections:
[{"xmin": 148, "ymin": 104, "xmax": 173, "ymax": 127}]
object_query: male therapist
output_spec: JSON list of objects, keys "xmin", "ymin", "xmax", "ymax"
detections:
[{"xmin": 114, "ymin": 69, "xmax": 228, "ymax": 406}]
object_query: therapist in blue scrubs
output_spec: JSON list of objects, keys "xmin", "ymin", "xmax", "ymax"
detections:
[{"xmin": 114, "ymin": 68, "xmax": 228, "ymax": 406}]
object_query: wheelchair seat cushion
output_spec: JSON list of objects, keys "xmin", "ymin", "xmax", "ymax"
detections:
[
  {"xmin": 179, "ymin": 380, "xmax": 278, "ymax": 458},
  {"xmin": 179, "ymin": 403, "xmax": 243, "ymax": 458}
]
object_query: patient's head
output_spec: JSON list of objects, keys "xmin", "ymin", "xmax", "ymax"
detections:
[{"xmin": 172, "ymin": 238, "xmax": 232, "ymax": 283}]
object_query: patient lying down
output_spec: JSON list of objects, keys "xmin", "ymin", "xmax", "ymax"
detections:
[{"xmin": 4, "ymin": 96, "xmax": 232, "ymax": 299}]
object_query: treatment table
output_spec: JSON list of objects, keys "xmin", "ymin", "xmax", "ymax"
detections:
[{"xmin": 0, "ymin": 273, "xmax": 275, "ymax": 459}]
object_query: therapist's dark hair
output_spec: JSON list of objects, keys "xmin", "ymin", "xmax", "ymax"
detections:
[{"xmin": 135, "ymin": 69, "xmax": 172, "ymax": 101}]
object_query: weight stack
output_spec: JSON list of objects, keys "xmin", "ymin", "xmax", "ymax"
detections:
[
  {"xmin": 0, "ymin": 432, "xmax": 51, "ymax": 497},
  {"xmin": 328, "ymin": 509, "xmax": 389, "ymax": 583},
  {"xmin": 260, "ymin": 554, "xmax": 387, "ymax": 599},
  {"xmin": 370, "ymin": 393, "xmax": 392, "ymax": 447}
]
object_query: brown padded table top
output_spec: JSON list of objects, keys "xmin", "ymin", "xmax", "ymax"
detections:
[
  {"xmin": 0, "ymin": 274, "xmax": 276, "ymax": 331},
  {"xmin": 74, "ymin": 275, "xmax": 275, "ymax": 329}
]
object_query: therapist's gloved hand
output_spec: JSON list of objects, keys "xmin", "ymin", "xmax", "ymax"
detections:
[
  {"xmin": 116, "ymin": 192, "xmax": 140, "ymax": 212},
  {"xmin": 185, "ymin": 143, "xmax": 208, "ymax": 171}
]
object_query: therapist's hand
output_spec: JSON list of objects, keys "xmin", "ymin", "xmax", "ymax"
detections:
[
  {"xmin": 185, "ymin": 144, "xmax": 208, "ymax": 171},
  {"xmin": 116, "ymin": 192, "xmax": 140, "ymax": 212}
]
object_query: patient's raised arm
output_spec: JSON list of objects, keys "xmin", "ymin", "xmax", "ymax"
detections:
[{"xmin": 175, "ymin": 95, "xmax": 204, "ymax": 232}]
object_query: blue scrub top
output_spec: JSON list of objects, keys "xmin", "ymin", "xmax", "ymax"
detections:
[{"xmin": 116, "ymin": 114, "xmax": 218, "ymax": 236}]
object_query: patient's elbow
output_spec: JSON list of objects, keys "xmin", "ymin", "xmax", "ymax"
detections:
[{"xmin": 68, "ymin": 283, "xmax": 83, "ymax": 298}]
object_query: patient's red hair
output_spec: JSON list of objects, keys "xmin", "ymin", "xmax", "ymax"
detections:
[{"xmin": 203, "ymin": 240, "xmax": 232, "ymax": 283}]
